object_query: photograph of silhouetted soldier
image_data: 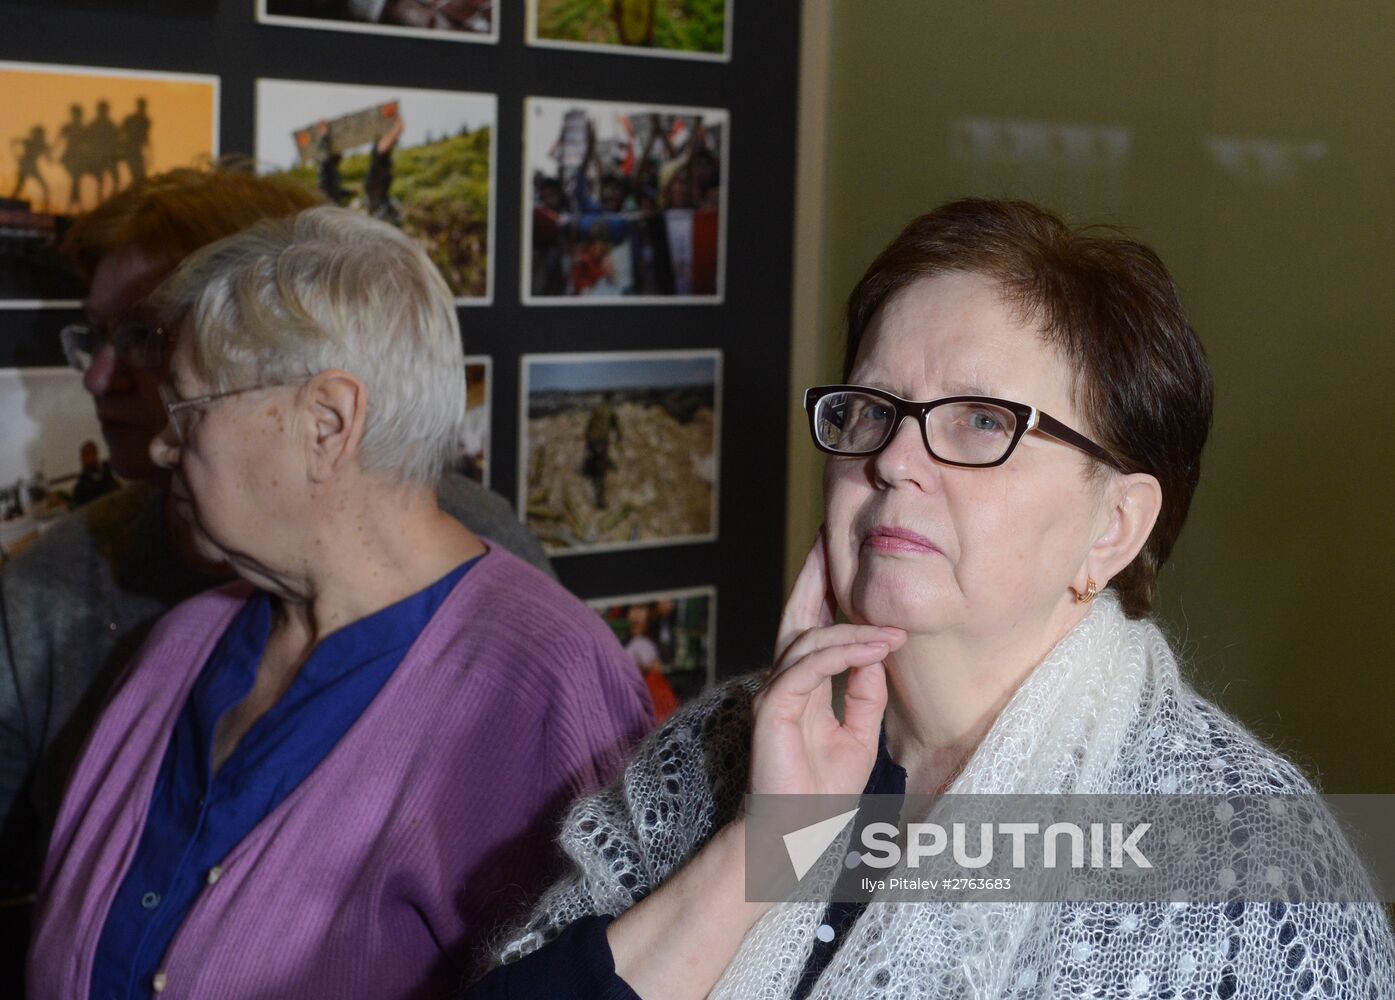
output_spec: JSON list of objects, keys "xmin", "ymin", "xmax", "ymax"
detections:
[
  {"xmin": 18, "ymin": 97, "xmax": 156, "ymax": 211},
  {"xmin": 583, "ymin": 393, "xmax": 622, "ymax": 508},
  {"xmin": 1, "ymin": 65, "xmax": 215, "ymax": 305},
  {"xmin": 120, "ymin": 97, "xmax": 151, "ymax": 182},
  {"xmin": 8, "ymin": 126, "xmax": 51, "ymax": 210}
]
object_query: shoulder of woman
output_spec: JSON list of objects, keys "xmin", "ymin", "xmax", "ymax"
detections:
[
  {"xmin": 1136, "ymin": 683, "xmax": 1318, "ymax": 797},
  {"xmin": 438, "ymin": 548, "xmax": 603, "ymax": 648}
]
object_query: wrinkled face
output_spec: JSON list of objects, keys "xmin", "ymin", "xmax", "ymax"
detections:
[
  {"xmin": 149, "ymin": 335, "xmax": 304, "ymax": 579},
  {"xmin": 823, "ymin": 271, "xmax": 1107, "ymax": 641},
  {"xmin": 81, "ymin": 245, "xmax": 173, "ymax": 480}
]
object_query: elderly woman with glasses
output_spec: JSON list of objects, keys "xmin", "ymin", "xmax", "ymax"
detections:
[
  {"xmin": 0, "ymin": 166, "xmax": 553, "ymax": 956},
  {"xmin": 28, "ymin": 206, "xmax": 654, "ymax": 1000},
  {"xmin": 467, "ymin": 199, "xmax": 1394, "ymax": 998}
]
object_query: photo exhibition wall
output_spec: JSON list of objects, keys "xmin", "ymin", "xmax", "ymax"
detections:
[{"xmin": 0, "ymin": 0, "xmax": 800, "ymax": 696}]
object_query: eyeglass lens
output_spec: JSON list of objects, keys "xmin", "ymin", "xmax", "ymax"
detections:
[
  {"xmin": 59, "ymin": 324, "xmax": 164, "ymax": 373},
  {"xmin": 814, "ymin": 390, "xmax": 1019, "ymax": 465}
]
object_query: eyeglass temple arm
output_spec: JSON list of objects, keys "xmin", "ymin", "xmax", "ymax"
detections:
[{"xmin": 1033, "ymin": 411, "xmax": 1124, "ymax": 470}]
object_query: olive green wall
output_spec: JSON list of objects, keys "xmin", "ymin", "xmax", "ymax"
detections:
[{"xmin": 791, "ymin": 0, "xmax": 1395, "ymax": 790}]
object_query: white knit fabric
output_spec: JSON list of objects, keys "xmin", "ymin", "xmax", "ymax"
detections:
[{"xmin": 495, "ymin": 593, "xmax": 1395, "ymax": 997}]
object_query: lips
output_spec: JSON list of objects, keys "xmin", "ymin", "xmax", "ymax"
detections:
[{"xmin": 862, "ymin": 525, "xmax": 943, "ymax": 555}]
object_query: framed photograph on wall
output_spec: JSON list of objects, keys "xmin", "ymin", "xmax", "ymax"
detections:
[
  {"xmin": 588, "ymin": 585, "xmax": 717, "ymax": 720},
  {"xmin": 527, "ymin": 0, "xmax": 731, "ymax": 62},
  {"xmin": 522, "ymin": 97, "xmax": 727, "ymax": 305},
  {"xmin": 0, "ymin": 61, "xmax": 219, "ymax": 309},
  {"xmin": 0, "ymin": 367, "xmax": 110, "ymax": 560},
  {"xmin": 255, "ymin": 78, "xmax": 496, "ymax": 304},
  {"xmin": 258, "ymin": 0, "xmax": 497, "ymax": 45},
  {"xmin": 458, "ymin": 354, "xmax": 492, "ymax": 487},
  {"xmin": 519, "ymin": 350, "xmax": 721, "ymax": 555}
]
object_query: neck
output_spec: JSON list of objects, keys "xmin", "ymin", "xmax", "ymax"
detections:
[
  {"xmin": 881, "ymin": 601, "xmax": 1092, "ymax": 794},
  {"xmin": 263, "ymin": 476, "xmax": 485, "ymax": 645}
]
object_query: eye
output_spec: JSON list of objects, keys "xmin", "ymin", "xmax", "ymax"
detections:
[
  {"xmin": 968, "ymin": 409, "xmax": 1005, "ymax": 433},
  {"xmin": 860, "ymin": 401, "xmax": 894, "ymax": 423}
]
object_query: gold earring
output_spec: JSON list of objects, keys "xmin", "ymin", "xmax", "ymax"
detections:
[{"xmin": 1071, "ymin": 577, "xmax": 1098, "ymax": 604}]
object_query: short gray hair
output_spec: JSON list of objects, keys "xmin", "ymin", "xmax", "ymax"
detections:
[{"xmin": 159, "ymin": 206, "xmax": 466, "ymax": 485}]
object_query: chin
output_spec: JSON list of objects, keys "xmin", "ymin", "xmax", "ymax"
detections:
[
  {"xmin": 181, "ymin": 518, "xmax": 228, "ymax": 567},
  {"xmin": 848, "ymin": 570, "xmax": 964, "ymax": 633},
  {"xmin": 102, "ymin": 429, "xmax": 160, "ymax": 480}
]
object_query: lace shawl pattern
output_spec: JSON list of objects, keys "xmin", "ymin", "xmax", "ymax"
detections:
[{"xmin": 493, "ymin": 594, "xmax": 1395, "ymax": 998}]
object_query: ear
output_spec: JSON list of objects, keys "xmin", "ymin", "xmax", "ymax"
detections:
[
  {"xmin": 302, "ymin": 370, "xmax": 367, "ymax": 483},
  {"xmin": 1075, "ymin": 472, "xmax": 1163, "ymax": 594}
]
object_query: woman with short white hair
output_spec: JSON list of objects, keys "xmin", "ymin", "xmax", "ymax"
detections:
[{"xmin": 29, "ymin": 206, "xmax": 654, "ymax": 1000}]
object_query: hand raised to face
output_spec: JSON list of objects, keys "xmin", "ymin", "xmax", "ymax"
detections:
[{"xmin": 748, "ymin": 529, "xmax": 906, "ymax": 800}]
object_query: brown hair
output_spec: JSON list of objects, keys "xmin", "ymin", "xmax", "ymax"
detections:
[
  {"xmin": 62, "ymin": 159, "xmax": 324, "ymax": 281},
  {"xmin": 843, "ymin": 199, "xmax": 1213, "ymax": 618}
]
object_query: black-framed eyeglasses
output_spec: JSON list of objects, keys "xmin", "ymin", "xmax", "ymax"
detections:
[
  {"xmin": 59, "ymin": 322, "xmax": 171, "ymax": 374},
  {"xmin": 804, "ymin": 384, "xmax": 1123, "ymax": 470}
]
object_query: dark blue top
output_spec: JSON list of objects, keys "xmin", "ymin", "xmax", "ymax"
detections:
[
  {"xmin": 463, "ymin": 730, "xmax": 907, "ymax": 999},
  {"xmin": 90, "ymin": 558, "xmax": 478, "ymax": 1000}
]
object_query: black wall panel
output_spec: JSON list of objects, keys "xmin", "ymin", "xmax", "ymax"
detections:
[{"xmin": 0, "ymin": 0, "xmax": 801, "ymax": 679}]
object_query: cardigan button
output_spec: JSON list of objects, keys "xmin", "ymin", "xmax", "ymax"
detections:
[
  {"xmin": 815, "ymin": 923, "xmax": 835, "ymax": 943},
  {"xmin": 207, "ymin": 865, "xmax": 223, "ymax": 885},
  {"xmin": 141, "ymin": 891, "xmax": 160, "ymax": 910},
  {"xmin": 152, "ymin": 971, "xmax": 168, "ymax": 993}
]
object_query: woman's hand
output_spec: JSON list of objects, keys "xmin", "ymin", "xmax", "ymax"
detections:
[
  {"xmin": 606, "ymin": 531, "xmax": 904, "ymax": 999},
  {"xmin": 748, "ymin": 530, "xmax": 905, "ymax": 799}
]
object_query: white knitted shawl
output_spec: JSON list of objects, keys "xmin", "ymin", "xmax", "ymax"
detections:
[{"xmin": 495, "ymin": 594, "xmax": 1395, "ymax": 997}]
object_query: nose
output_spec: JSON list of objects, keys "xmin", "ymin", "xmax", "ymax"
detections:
[
  {"xmin": 82, "ymin": 342, "xmax": 132, "ymax": 398},
  {"xmin": 148, "ymin": 420, "xmax": 181, "ymax": 471},
  {"xmin": 871, "ymin": 413, "xmax": 943, "ymax": 492}
]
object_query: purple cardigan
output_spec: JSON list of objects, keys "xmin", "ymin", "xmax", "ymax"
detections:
[{"xmin": 29, "ymin": 543, "xmax": 654, "ymax": 1000}]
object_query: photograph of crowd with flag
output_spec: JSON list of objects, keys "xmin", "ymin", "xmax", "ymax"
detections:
[
  {"xmin": 519, "ymin": 350, "xmax": 720, "ymax": 555},
  {"xmin": 0, "ymin": 61, "xmax": 218, "ymax": 307},
  {"xmin": 256, "ymin": 78, "xmax": 495, "ymax": 302},
  {"xmin": 589, "ymin": 587, "xmax": 716, "ymax": 722},
  {"xmin": 527, "ymin": 0, "xmax": 730, "ymax": 60},
  {"xmin": 523, "ymin": 97, "xmax": 726, "ymax": 304}
]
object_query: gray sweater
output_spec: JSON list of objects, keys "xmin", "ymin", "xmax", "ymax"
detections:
[{"xmin": 0, "ymin": 475, "xmax": 553, "ymax": 878}]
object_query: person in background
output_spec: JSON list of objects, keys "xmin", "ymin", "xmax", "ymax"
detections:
[
  {"xmin": 69, "ymin": 440, "xmax": 117, "ymax": 508},
  {"xmin": 625, "ymin": 603, "xmax": 677, "ymax": 723},
  {"xmin": 582, "ymin": 393, "xmax": 621, "ymax": 508},
  {"xmin": 28, "ymin": 206, "xmax": 653, "ymax": 999},
  {"xmin": 0, "ymin": 164, "xmax": 556, "ymax": 991}
]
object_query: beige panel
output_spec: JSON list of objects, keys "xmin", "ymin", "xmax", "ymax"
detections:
[{"xmin": 804, "ymin": 0, "xmax": 1395, "ymax": 789}]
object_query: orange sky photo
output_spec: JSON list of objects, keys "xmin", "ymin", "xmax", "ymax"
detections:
[{"xmin": 1, "ymin": 63, "xmax": 217, "ymax": 215}]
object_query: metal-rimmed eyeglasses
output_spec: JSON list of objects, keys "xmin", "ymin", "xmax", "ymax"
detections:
[
  {"xmin": 804, "ymin": 384, "xmax": 1123, "ymax": 470},
  {"xmin": 158, "ymin": 380, "xmax": 305, "ymax": 444},
  {"xmin": 60, "ymin": 322, "xmax": 171, "ymax": 373}
]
